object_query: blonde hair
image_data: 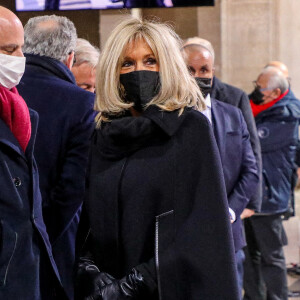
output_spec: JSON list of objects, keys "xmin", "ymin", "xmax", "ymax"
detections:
[{"xmin": 95, "ymin": 17, "xmax": 205, "ymax": 125}]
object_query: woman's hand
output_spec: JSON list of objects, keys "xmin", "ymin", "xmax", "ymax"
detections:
[
  {"xmin": 77, "ymin": 255, "xmax": 115, "ymax": 299},
  {"xmin": 99, "ymin": 268, "xmax": 148, "ymax": 300}
]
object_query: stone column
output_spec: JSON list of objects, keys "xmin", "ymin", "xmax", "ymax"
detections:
[{"xmin": 210, "ymin": 0, "xmax": 280, "ymax": 93}]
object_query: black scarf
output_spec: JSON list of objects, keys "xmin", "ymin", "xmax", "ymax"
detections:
[{"xmin": 94, "ymin": 106, "xmax": 191, "ymax": 160}]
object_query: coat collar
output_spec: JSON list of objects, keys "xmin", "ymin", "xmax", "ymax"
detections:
[
  {"xmin": 95, "ymin": 106, "xmax": 191, "ymax": 160},
  {"xmin": 143, "ymin": 105, "xmax": 192, "ymax": 137},
  {"xmin": 24, "ymin": 54, "xmax": 75, "ymax": 84},
  {"xmin": 0, "ymin": 108, "xmax": 38, "ymax": 160},
  {"xmin": 211, "ymin": 99, "xmax": 226, "ymax": 162},
  {"xmin": 255, "ymin": 90, "xmax": 300, "ymax": 121}
]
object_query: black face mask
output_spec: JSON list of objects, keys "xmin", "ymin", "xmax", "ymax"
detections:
[
  {"xmin": 249, "ymin": 88, "xmax": 265, "ymax": 105},
  {"xmin": 195, "ymin": 77, "xmax": 212, "ymax": 98},
  {"xmin": 120, "ymin": 71, "xmax": 160, "ymax": 112}
]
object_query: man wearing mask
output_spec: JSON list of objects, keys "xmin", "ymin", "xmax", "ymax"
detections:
[
  {"xmin": 183, "ymin": 37, "xmax": 262, "ymax": 221},
  {"xmin": 18, "ymin": 15, "xmax": 95, "ymax": 300},
  {"xmin": 265, "ymin": 61, "xmax": 300, "ymax": 205},
  {"xmin": 0, "ymin": 6, "xmax": 65, "ymax": 299},
  {"xmin": 243, "ymin": 67, "xmax": 300, "ymax": 300},
  {"xmin": 182, "ymin": 43, "xmax": 259, "ymax": 298}
]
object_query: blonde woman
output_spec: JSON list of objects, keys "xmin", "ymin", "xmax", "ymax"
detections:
[{"xmin": 76, "ymin": 18, "xmax": 239, "ymax": 300}]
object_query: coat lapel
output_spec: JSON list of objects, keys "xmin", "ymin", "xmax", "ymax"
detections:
[
  {"xmin": 0, "ymin": 118, "xmax": 26, "ymax": 159},
  {"xmin": 0, "ymin": 108, "xmax": 38, "ymax": 161},
  {"xmin": 211, "ymin": 99, "xmax": 227, "ymax": 164},
  {"xmin": 211, "ymin": 77, "xmax": 227, "ymax": 101}
]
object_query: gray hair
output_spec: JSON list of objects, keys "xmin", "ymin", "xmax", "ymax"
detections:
[
  {"xmin": 261, "ymin": 66, "xmax": 289, "ymax": 93},
  {"xmin": 23, "ymin": 15, "xmax": 77, "ymax": 62},
  {"xmin": 183, "ymin": 37, "xmax": 215, "ymax": 64},
  {"xmin": 74, "ymin": 38, "xmax": 100, "ymax": 68}
]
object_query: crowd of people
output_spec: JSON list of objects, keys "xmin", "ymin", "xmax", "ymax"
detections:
[{"xmin": 0, "ymin": 4, "xmax": 299, "ymax": 300}]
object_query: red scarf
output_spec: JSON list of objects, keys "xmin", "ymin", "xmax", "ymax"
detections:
[
  {"xmin": 0, "ymin": 86, "xmax": 31, "ymax": 152},
  {"xmin": 250, "ymin": 89, "xmax": 289, "ymax": 118}
]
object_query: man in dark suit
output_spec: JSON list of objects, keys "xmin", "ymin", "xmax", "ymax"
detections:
[
  {"xmin": 183, "ymin": 37, "xmax": 262, "ymax": 217},
  {"xmin": 183, "ymin": 43, "xmax": 259, "ymax": 297},
  {"xmin": 18, "ymin": 15, "xmax": 95, "ymax": 300}
]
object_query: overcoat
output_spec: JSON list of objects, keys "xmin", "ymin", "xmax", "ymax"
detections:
[
  {"xmin": 80, "ymin": 106, "xmax": 239, "ymax": 299},
  {"xmin": 211, "ymin": 76, "xmax": 262, "ymax": 212},
  {"xmin": 0, "ymin": 108, "xmax": 64, "ymax": 299},
  {"xmin": 254, "ymin": 90, "xmax": 300, "ymax": 214},
  {"xmin": 18, "ymin": 54, "xmax": 95, "ymax": 299}
]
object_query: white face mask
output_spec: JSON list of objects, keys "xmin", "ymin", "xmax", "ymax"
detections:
[{"xmin": 0, "ymin": 53, "xmax": 26, "ymax": 89}]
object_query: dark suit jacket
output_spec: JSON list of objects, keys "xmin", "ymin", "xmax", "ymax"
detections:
[
  {"xmin": 18, "ymin": 54, "xmax": 95, "ymax": 300},
  {"xmin": 211, "ymin": 76, "xmax": 262, "ymax": 212},
  {"xmin": 211, "ymin": 99, "xmax": 259, "ymax": 251}
]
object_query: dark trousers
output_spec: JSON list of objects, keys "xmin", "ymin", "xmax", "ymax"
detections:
[
  {"xmin": 243, "ymin": 214, "xmax": 288, "ymax": 300},
  {"xmin": 236, "ymin": 249, "xmax": 245, "ymax": 300}
]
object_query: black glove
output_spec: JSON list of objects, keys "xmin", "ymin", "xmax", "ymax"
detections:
[
  {"xmin": 99, "ymin": 268, "xmax": 148, "ymax": 300},
  {"xmin": 76, "ymin": 256, "xmax": 115, "ymax": 300}
]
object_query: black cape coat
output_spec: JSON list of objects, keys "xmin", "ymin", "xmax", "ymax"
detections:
[{"xmin": 79, "ymin": 106, "xmax": 239, "ymax": 299}]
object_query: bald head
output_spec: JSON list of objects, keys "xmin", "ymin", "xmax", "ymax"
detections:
[
  {"xmin": 265, "ymin": 61, "xmax": 289, "ymax": 78},
  {"xmin": 182, "ymin": 44, "xmax": 214, "ymax": 79},
  {"xmin": 0, "ymin": 6, "xmax": 24, "ymax": 57}
]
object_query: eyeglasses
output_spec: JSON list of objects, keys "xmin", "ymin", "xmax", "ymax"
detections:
[{"xmin": 252, "ymin": 81, "xmax": 273, "ymax": 92}]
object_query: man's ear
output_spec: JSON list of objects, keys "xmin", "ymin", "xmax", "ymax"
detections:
[
  {"xmin": 274, "ymin": 88, "xmax": 282, "ymax": 98},
  {"xmin": 65, "ymin": 51, "xmax": 75, "ymax": 70}
]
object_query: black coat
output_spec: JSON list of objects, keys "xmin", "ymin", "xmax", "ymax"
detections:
[
  {"xmin": 18, "ymin": 54, "xmax": 95, "ymax": 299},
  {"xmin": 0, "ymin": 108, "xmax": 65, "ymax": 299},
  {"xmin": 211, "ymin": 76, "xmax": 262, "ymax": 212},
  {"xmin": 79, "ymin": 106, "xmax": 239, "ymax": 299}
]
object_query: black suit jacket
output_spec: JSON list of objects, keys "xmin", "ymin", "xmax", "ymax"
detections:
[
  {"xmin": 211, "ymin": 99, "xmax": 259, "ymax": 251},
  {"xmin": 211, "ymin": 76, "xmax": 262, "ymax": 212}
]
